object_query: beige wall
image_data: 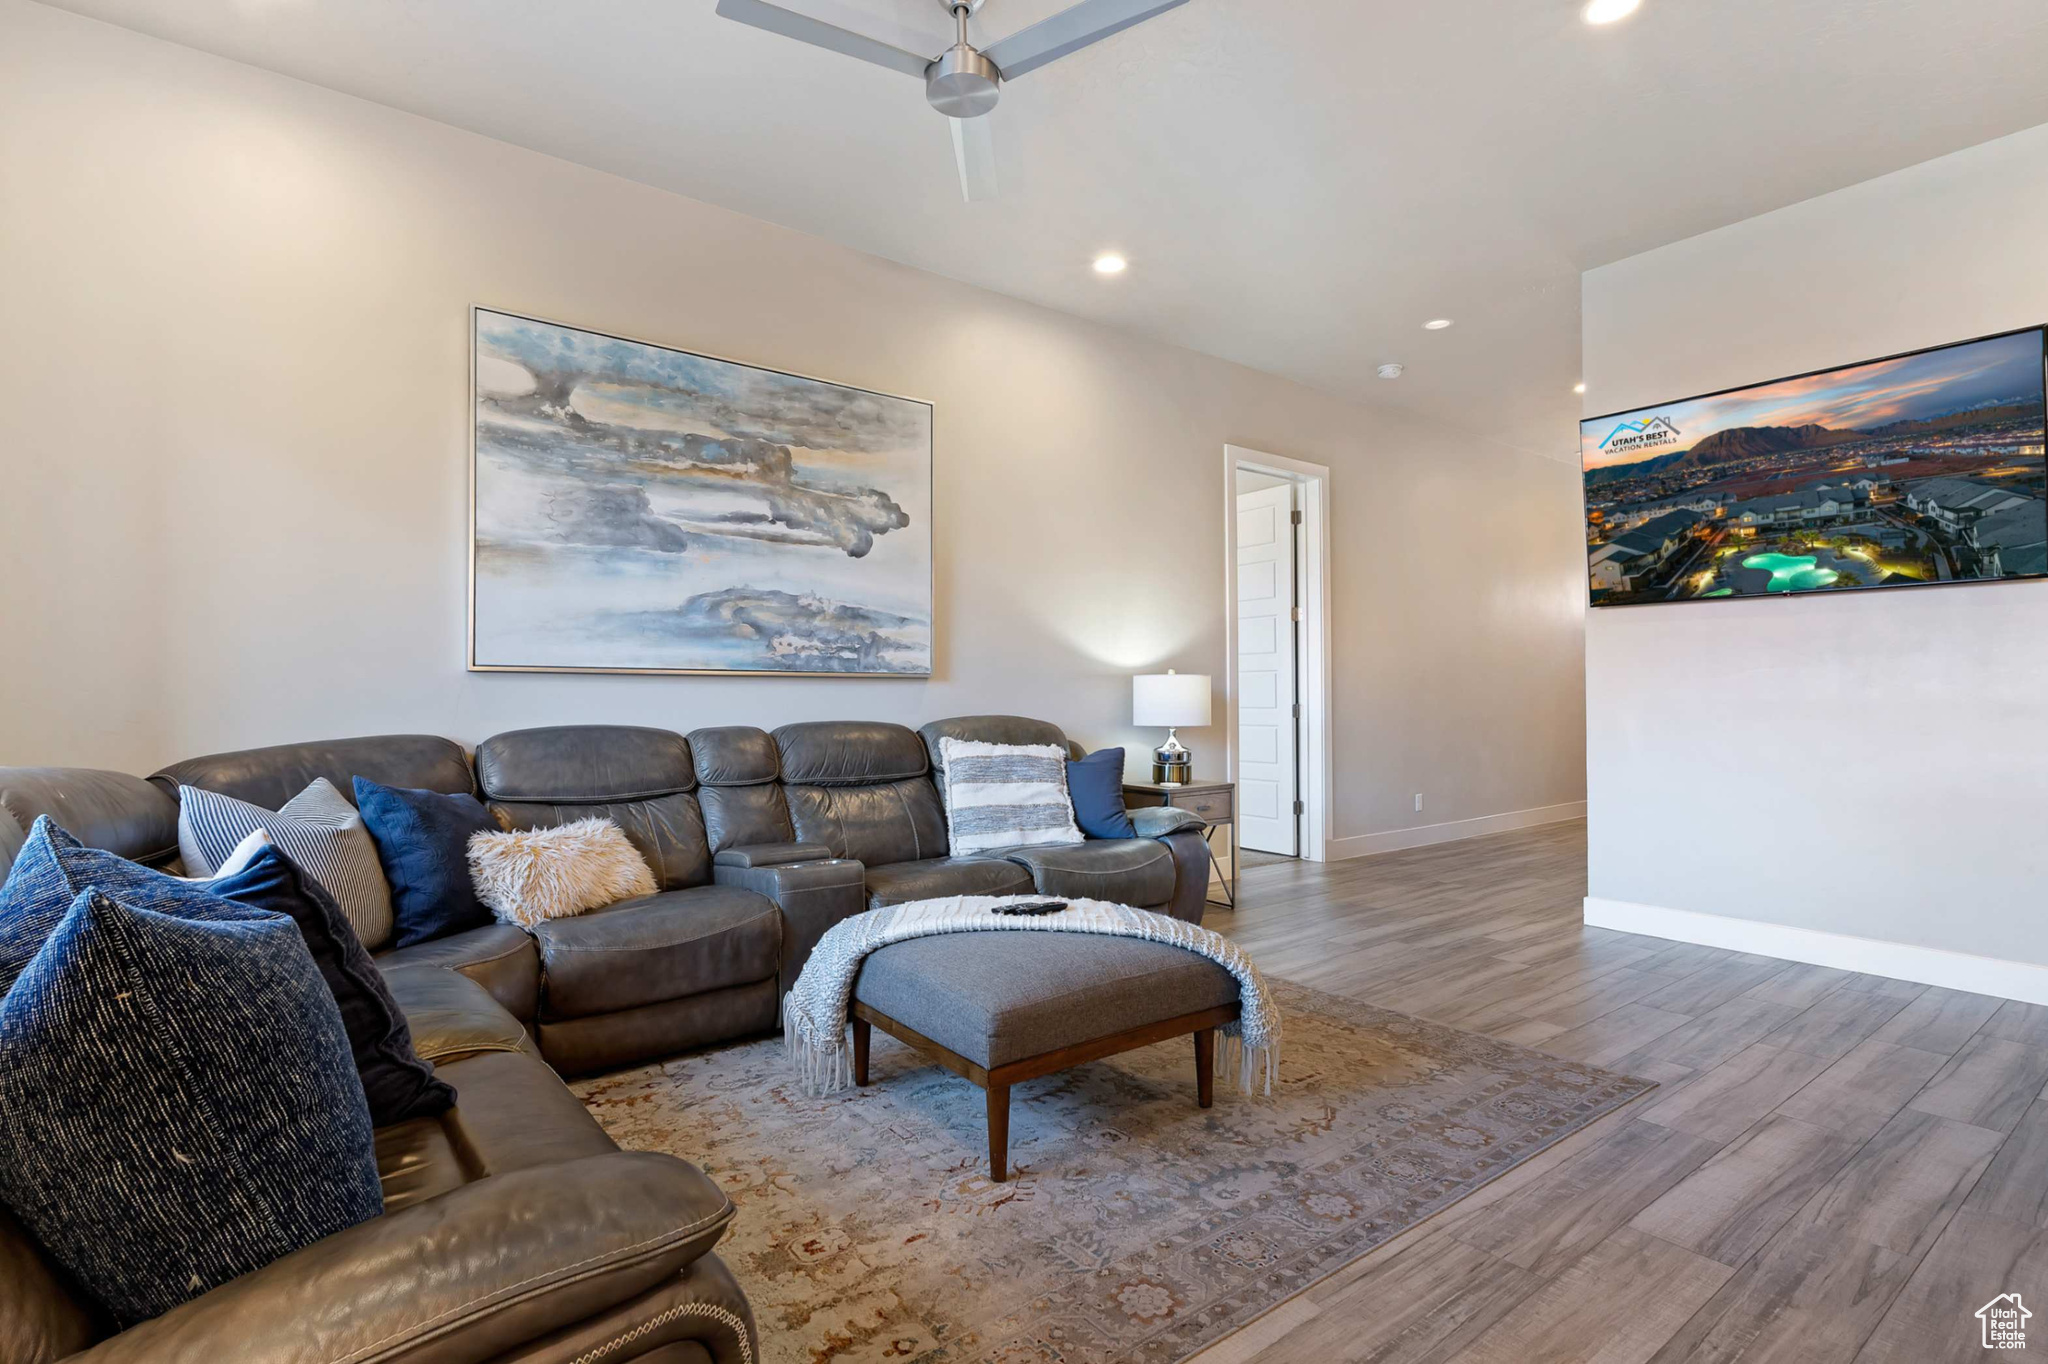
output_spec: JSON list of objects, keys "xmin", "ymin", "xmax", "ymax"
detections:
[
  {"xmin": 0, "ymin": 0, "xmax": 1587, "ymax": 849},
  {"xmin": 1584, "ymin": 121, "xmax": 2048, "ymax": 965}
]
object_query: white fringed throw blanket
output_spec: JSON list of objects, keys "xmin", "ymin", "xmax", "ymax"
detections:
[{"xmin": 784, "ymin": 895, "xmax": 1282, "ymax": 1098}]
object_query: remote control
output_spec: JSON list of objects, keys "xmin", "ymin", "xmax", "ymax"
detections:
[{"xmin": 994, "ymin": 899, "xmax": 1068, "ymax": 916}]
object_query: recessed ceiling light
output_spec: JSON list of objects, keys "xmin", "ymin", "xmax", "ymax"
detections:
[
  {"xmin": 1377, "ymin": 363, "xmax": 1404, "ymax": 380},
  {"xmin": 1582, "ymin": 0, "xmax": 1640, "ymax": 24},
  {"xmin": 1423, "ymin": 319, "xmax": 1453, "ymax": 331},
  {"xmin": 1093, "ymin": 253, "xmax": 1127, "ymax": 275},
  {"xmin": 1574, "ymin": 382, "xmax": 1587, "ymax": 394}
]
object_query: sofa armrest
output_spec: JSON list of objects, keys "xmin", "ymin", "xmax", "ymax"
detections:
[
  {"xmin": 712, "ymin": 841, "xmax": 834, "ymax": 869},
  {"xmin": 1129, "ymin": 806, "xmax": 1206, "ymax": 840},
  {"xmin": 71, "ymin": 1152, "xmax": 733, "ymax": 1364},
  {"xmin": 713, "ymin": 857, "xmax": 868, "ymax": 994},
  {"xmin": 1158, "ymin": 828, "xmax": 1212, "ymax": 925},
  {"xmin": 491, "ymin": 1253, "xmax": 756, "ymax": 1364}
]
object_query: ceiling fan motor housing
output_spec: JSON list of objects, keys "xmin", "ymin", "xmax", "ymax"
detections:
[{"xmin": 927, "ymin": 42, "xmax": 1001, "ymax": 117}]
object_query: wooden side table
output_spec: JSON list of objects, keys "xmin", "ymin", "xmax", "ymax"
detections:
[{"xmin": 1123, "ymin": 779, "xmax": 1237, "ymax": 909}]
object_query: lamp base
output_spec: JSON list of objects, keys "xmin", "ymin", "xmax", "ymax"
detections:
[{"xmin": 1152, "ymin": 748, "xmax": 1192, "ymax": 787}]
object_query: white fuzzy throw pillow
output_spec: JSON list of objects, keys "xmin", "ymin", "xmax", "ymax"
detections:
[{"xmin": 466, "ymin": 818, "xmax": 658, "ymax": 928}]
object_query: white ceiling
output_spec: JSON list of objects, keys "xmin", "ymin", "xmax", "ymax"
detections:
[{"xmin": 42, "ymin": 0, "xmax": 2048, "ymax": 460}]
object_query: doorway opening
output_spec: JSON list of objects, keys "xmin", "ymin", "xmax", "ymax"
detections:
[{"xmin": 1223, "ymin": 445, "xmax": 1332, "ymax": 866}]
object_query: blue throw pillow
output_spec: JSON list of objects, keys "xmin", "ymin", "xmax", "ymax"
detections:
[
  {"xmin": 0, "ymin": 889, "xmax": 382, "ymax": 1326},
  {"xmin": 0, "ymin": 818, "xmax": 255, "ymax": 997},
  {"xmin": 1066, "ymin": 748, "xmax": 1137, "ymax": 840},
  {"xmin": 214, "ymin": 842, "xmax": 455, "ymax": 1125},
  {"xmin": 0, "ymin": 817, "xmax": 453, "ymax": 1126},
  {"xmin": 353, "ymin": 778, "xmax": 498, "ymax": 950}
]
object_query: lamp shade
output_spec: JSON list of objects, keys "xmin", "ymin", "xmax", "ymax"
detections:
[{"xmin": 1133, "ymin": 672, "xmax": 1211, "ymax": 728}]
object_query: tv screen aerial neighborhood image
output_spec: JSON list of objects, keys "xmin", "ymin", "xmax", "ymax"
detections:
[{"xmin": 1581, "ymin": 327, "xmax": 2048, "ymax": 606}]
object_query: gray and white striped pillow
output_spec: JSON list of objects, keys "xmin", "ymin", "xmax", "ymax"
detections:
[
  {"xmin": 937, "ymin": 737, "xmax": 1084, "ymax": 856},
  {"xmin": 177, "ymin": 778, "xmax": 395, "ymax": 949}
]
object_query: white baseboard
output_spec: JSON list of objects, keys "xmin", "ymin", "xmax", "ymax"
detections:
[
  {"xmin": 1585, "ymin": 897, "xmax": 2048, "ymax": 1007},
  {"xmin": 1326, "ymin": 800, "xmax": 1587, "ymax": 861}
]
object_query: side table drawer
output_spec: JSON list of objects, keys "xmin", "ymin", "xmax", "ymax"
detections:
[{"xmin": 1177, "ymin": 789, "xmax": 1233, "ymax": 824}]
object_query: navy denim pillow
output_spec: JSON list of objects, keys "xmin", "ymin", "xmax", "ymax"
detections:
[
  {"xmin": 0, "ymin": 889, "xmax": 382, "ymax": 1326},
  {"xmin": 214, "ymin": 843, "xmax": 455, "ymax": 1125},
  {"xmin": 1066, "ymin": 748, "xmax": 1137, "ymax": 840},
  {"xmin": 0, "ymin": 818, "xmax": 453, "ymax": 1126},
  {"xmin": 352, "ymin": 778, "xmax": 497, "ymax": 950},
  {"xmin": 0, "ymin": 818, "xmax": 254, "ymax": 997}
]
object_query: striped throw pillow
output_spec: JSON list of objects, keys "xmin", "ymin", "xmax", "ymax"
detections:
[
  {"xmin": 937, "ymin": 737, "xmax": 1084, "ymax": 856},
  {"xmin": 178, "ymin": 778, "xmax": 395, "ymax": 949}
]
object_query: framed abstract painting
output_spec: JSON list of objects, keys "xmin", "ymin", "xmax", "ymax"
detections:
[{"xmin": 468, "ymin": 308, "xmax": 933, "ymax": 675}]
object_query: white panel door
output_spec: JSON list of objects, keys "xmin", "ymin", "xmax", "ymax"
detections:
[{"xmin": 1236, "ymin": 483, "xmax": 1298, "ymax": 855}]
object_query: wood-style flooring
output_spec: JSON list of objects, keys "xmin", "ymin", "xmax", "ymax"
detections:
[{"xmin": 1187, "ymin": 818, "xmax": 2041, "ymax": 1364}]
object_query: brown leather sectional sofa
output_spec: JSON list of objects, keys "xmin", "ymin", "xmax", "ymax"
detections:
[{"xmin": 0, "ymin": 713, "xmax": 1210, "ymax": 1362}]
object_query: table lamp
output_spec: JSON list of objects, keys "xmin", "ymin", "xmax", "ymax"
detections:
[{"xmin": 1133, "ymin": 669, "xmax": 1210, "ymax": 786}]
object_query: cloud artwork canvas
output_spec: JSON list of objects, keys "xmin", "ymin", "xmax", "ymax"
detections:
[{"xmin": 469, "ymin": 310, "xmax": 933, "ymax": 675}]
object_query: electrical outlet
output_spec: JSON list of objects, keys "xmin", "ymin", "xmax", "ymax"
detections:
[{"xmin": 1414, "ymin": 793, "xmax": 1423, "ymax": 813}]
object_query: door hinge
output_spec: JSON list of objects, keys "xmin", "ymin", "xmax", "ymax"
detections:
[
  {"xmin": 1290, "ymin": 605, "xmax": 1304, "ymax": 622},
  {"xmin": 1294, "ymin": 799, "xmax": 1305, "ymax": 815},
  {"xmin": 1291, "ymin": 509, "xmax": 1303, "ymax": 525},
  {"xmin": 1291, "ymin": 702, "xmax": 1300, "ymax": 718}
]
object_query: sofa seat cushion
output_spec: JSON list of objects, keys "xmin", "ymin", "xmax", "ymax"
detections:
[
  {"xmin": 381, "ymin": 961, "xmax": 530, "ymax": 1064},
  {"xmin": 853, "ymin": 933, "xmax": 1240, "ymax": 1069},
  {"xmin": 862, "ymin": 856, "xmax": 1033, "ymax": 908},
  {"xmin": 532, "ymin": 885, "xmax": 780, "ymax": 1021},
  {"xmin": 373, "ymin": 1112, "xmax": 470, "ymax": 1215},
  {"xmin": 446, "ymin": 1048, "xmax": 623, "ymax": 1172},
  {"xmin": 376, "ymin": 1038, "xmax": 627, "ymax": 1216},
  {"xmin": 375, "ymin": 922, "xmax": 540, "ymax": 1023},
  {"xmin": 997, "ymin": 839, "xmax": 1177, "ymax": 908}
]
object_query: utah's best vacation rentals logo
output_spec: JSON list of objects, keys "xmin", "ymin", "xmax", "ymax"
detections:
[{"xmin": 1597, "ymin": 414, "xmax": 1682, "ymax": 456}]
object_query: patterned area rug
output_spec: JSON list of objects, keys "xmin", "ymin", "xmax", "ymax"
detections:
[{"xmin": 575, "ymin": 977, "xmax": 1652, "ymax": 1364}]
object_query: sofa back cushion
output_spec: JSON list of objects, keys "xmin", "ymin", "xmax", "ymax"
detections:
[
  {"xmin": 0, "ymin": 767, "xmax": 180, "ymax": 878},
  {"xmin": 919, "ymin": 716, "xmax": 1076, "ymax": 782},
  {"xmin": 775, "ymin": 722, "xmax": 947, "ymax": 867},
  {"xmin": 474, "ymin": 726, "xmax": 709, "ymax": 891},
  {"xmin": 152, "ymin": 735, "xmax": 473, "ymax": 814},
  {"xmin": 0, "ymin": 808, "xmax": 22, "ymax": 885},
  {"xmin": 690, "ymin": 726, "xmax": 796, "ymax": 852}
]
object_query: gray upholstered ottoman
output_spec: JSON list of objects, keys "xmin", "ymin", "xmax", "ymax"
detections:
[{"xmin": 849, "ymin": 933, "xmax": 1242, "ymax": 1181}]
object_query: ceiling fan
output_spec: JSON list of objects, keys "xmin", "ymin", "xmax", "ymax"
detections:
[{"xmin": 713, "ymin": 0, "xmax": 1190, "ymax": 202}]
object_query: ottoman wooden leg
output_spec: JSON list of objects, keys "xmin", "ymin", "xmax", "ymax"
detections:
[
  {"xmin": 1194, "ymin": 1028, "xmax": 1215, "ymax": 1109},
  {"xmin": 851, "ymin": 1016, "xmax": 871, "ymax": 1086},
  {"xmin": 987, "ymin": 1082, "xmax": 1011, "ymax": 1183}
]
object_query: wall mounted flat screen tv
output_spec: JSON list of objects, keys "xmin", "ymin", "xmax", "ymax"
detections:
[{"xmin": 1582, "ymin": 326, "xmax": 2048, "ymax": 607}]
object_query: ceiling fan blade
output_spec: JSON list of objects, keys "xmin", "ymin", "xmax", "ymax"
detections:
[
  {"xmin": 981, "ymin": 0, "xmax": 1189, "ymax": 80},
  {"xmin": 950, "ymin": 115, "xmax": 998, "ymax": 202},
  {"xmin": 714, "ymin": 0, "xmax": 933, "ymax": 78}
]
